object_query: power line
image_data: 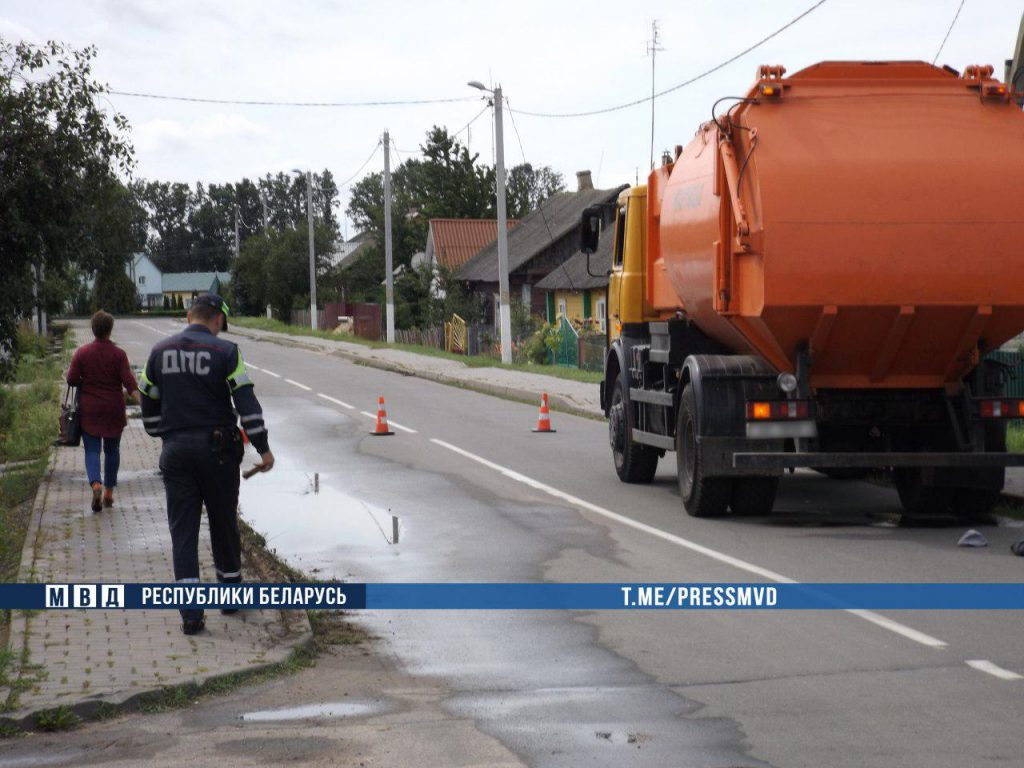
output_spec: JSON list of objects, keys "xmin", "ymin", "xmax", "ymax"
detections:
[
  {"xmin": 503, "ymin": 97, "xmax": 573, "ymax": 291},
  {"xmin": 933, "ymin": 0, "xmax": 966, "ymax": 65},
  {"xmin": 337, "ymin": 141, "xmax": 383, "ymax": 188},
  {"xmin": 106, "ymin": 89, "xmax": 477, "ymax": 108},
  {"xmin": 510, "ymin": 0, "xmax": 829, "ymax": 118}
]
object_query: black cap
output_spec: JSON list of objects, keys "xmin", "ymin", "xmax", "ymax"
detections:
[{"xmin": 191, "ymin": 293, "xmax": 230, "ymax": 331}]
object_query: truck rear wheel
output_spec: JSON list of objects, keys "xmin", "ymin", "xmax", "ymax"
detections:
[
  {"xmin": 894, "ymin": 468, "xmax": 951, "ymax": 519},
  {"xmin": 609, "ymin": 379, "xmax": 659, "ymax": 483},
  {"xmin": 677, "ymin": 384, "xmax": 730, "ymax": 517},
  {"xmin": 730, "ymin": 478, "xmax": 779, "ymax": 516}
]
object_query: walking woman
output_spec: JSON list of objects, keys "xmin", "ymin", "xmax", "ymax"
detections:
[{"xmin": 66, "ymin": 311, "xmax": 139, "ymax": 512}]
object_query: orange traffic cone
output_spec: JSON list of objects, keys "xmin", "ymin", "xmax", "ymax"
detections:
[
  {"xmin": 532, "ymin": 393, "xmax": 556, "ymax": 433},
  {"xmin": 371, "ymin": 395, "xmax": 395, "ymax": 436}
]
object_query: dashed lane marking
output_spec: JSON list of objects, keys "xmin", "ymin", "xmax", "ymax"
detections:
[
  {"xmin": 317, "ymin": 393, "xmax": 355, "ymax": 410},
  {"xmin": 285, "ymin": 378, "xmax": 312, "ymax": 391},
  {"xmin": 429, "ymin": 437, "xmax": 948, "ymax": 650},
  {"xmin": 359, "ymin": 410, "xmax": 417, "ymax": 433},
  {"xmin": 259, "ymin": 368, "xmax": 281, "ymax": 378},
  {"xmin": 966, "ymin": 660, "xmax": 1022, "ymax": 680}
]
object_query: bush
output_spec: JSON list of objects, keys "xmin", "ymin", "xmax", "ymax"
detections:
[{"xmin": 525, "ymin": 322, "xmax": 561, "ymax": 365}]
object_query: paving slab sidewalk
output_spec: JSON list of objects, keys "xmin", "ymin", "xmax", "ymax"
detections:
[
  {"xmin": 1, "ymin": 419, "xmax": 310, "ymax": 726},
  {"xmin": 228, "ymin": 324, "xmax": 604, "ymax": 418}
]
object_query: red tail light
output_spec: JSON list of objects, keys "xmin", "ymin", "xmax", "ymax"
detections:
[
  {"xmin": 979, "ymin": 399, "xmax": 1024, "ymax": 419},
  {"xmin": 746, "ymin": 400, "xmax": 810, "ymax": 420}
]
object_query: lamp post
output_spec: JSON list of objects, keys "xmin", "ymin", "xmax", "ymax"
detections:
[
  {"xmin": 468, "ymin": 80, "xmax": 512, "ymax": 364},
  {"xmin": 293, "ymin": 168, "xmax": 317, "ymax": 330}
]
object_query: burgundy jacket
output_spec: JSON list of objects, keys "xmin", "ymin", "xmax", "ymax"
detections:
[{"xmin": 66, "ymin": 338, "xmax": 138, "ymax": 439}]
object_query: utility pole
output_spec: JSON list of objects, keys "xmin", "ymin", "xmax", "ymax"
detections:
[
  {"xmin": 383, "ymin": 130, "xmax": 395, "ymax": 344},
  {"xmin": 233, "ymin": 204, "xmax": 240, "ymax": 260},
  {"xmin": 305, "ymin": 171, "xmax": 317, "ymax": 330},
  {"xmin": 467, "ymin": 79, "xmax": 512, "ymax": 363},
  {"xmin": 493, "ymin": 86, "xmax": 512, "ymax": 364},
  {"xmin": 647, "ymin": 20, "xmax": 663, "ymax": 170}
]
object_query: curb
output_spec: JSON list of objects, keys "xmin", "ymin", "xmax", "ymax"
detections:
[
  {"xmin": 229, "ymin": 326, "xmax": 606, "ymax": 422},
  {"xmin": 0, "ymin": 619, "xmax": 313, "ymax": 731}
]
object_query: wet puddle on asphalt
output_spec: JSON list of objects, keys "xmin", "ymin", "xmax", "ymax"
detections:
[
  {"xmin": 240, "ymin": 699, "xmax": 390, "ymax": 722},
  {"xmin": 239, "ymin": 467, "xmax": 399, "ymax": 574}
]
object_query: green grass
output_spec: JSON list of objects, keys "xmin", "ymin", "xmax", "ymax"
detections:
[
  {"xmin": 1, "ymin": 327, "xmax": 70, "ymax": 589},
  {"xmin": 230, "ymin": 316, "xmax": 603, "ymax": 384},
  {"xmin": 1009, "ymin": 422, "xmax": 1023, "ymax": 453}
]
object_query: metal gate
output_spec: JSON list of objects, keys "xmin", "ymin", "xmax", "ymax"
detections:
[
  {"xmin": 988, "ymin": 350, "xmax": 1024, "ymax": 398},
  {"xmin": 552, "ymin": 316, "xmax": 579, "ymax": 367}
]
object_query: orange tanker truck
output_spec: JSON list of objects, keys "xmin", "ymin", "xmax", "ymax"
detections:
[{"xmin": 580, "ymin": 61, "xmax": 1024, "ymax": 521}]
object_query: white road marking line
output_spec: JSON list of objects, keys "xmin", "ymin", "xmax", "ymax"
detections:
[
  {"xmin": 285, "ymin": 378, "xmax": 312, "ymax": 391},
  {"xmin": 134, "ymin": 321, "xmax": 170, "ymax": 336},
  {"xmin": 247, "ymin": 364, "xmax": 261, "ymax": 371},
  {"xmin": 429, "ymin": 438, "xmax": 948, "ymax": 649},
  {"xmin": 260, "ymin": 368, "xmax": 281, "ymax": 378},
  {"xmin": 966, "ymin": 660, "xmax": 1023, "ymax": 680},
  {"xmin": 359, "ymin": 410, "xmax": 417, "ymax": 433},
  {"xmin": 317, "ymin": 393, "xmax": 355, "ymax": 410}
]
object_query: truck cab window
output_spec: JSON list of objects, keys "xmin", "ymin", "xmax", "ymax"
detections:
[{"xmin": 613, "ymin": 204, "xmax": 627, "ymax": 268}]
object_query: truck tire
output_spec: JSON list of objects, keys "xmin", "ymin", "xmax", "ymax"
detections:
[
  {"xmin": 951, "ymin": 489, "xmax": 1001, "ymax": 520},
  {"xmin": 894, "ymin": 468, "xmax": 952, "ymax": 519},
  {"xmin": 730, "ymin": 478, "xmax": 779, "ymax": 516},
  {"xmin": 677, "ymin": 384, "xmax": 730, "ymax": 517},
  {"xmin": 609, "ymin": 379, "xmax": 659, "ymax": 483}
]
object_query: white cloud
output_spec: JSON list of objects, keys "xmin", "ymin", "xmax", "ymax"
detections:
[{"xmin": 133, "ymin": 113, "xmax": 267, "ymax": 153}]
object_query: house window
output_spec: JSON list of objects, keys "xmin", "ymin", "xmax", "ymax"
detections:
[
  {"xmin": 138, "ymin": 275, "xmax": 146, "ymax": 286},
  {"xmin": 558, "ymin": 298, "xmax": 567, "ymax": 318},
  {"xmin": 596, "ymin": 297, "xmax": 607, "ymax": 333},
  {"xmin": 521, "ymin": 283, "xmax": 531, "ymax": 306}
]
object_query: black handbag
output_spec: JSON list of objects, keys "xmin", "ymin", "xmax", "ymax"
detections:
[{"xmin": 58, "ymin": 385, "xmax": 81, "ymax": 447}]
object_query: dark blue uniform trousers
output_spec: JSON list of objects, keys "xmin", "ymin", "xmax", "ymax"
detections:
[{"xmin": 159, "ymin": 429, "xmax": 243, "ymax": 621}]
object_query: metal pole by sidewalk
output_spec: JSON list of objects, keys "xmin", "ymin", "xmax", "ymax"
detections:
[
  {"xmin": 493, "ymin": 87, "xmax": 512, "ymax": 364},
  {"xmin": 383, "ymin": 130, "xmax": 396, "ymax": 344}
]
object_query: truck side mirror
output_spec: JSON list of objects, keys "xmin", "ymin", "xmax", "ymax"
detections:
[{"xmin": 580, "ymin": 205, "xmax": 602, "ymax": 254}]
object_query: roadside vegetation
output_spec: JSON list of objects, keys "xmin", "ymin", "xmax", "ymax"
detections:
[
  {"xmin": 1009, "ymin": 422, "xmax": 1023, "ymax": 453},
  {"xmin": 231, "ymin": 315, "xmax": 604, "ymax": 384},
  {"xmin": 0, "ymin": 325, "xmax": 70, "ymax": 717},
  {"xmin": 0, "ymin": 328, "xmax": 69, "ymax": 588}
]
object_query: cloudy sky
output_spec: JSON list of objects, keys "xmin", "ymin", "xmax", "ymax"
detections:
[{"xmin": 2, "ymin": 0, "xmax": 1016, "ymax": 235}]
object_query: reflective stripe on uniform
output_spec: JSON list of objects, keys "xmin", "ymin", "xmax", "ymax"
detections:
[
  {"xmin": 240, "ymin": 412, "xmax": 263, "ymax": 423},
  {"xmin": 226, "ymin": 349, "xmax": 252, "ymax": 391},
  {"xmin": 139, "ymin": 367, "xmax": 161, "ymax": 399},
  {"xmin": 143, "ymin": 416, "xmax": 161, "ymax": 423},
  {"xmin": 245, "ymin": 426, "xmax": 266, "ymax": 435}
]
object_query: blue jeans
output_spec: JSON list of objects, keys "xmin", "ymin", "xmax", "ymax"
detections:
[{"xmin": 82, "ymin": 432, "xmax": 121, "ymax": 488}]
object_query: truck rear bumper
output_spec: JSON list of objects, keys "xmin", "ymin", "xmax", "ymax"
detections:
[{"xmin": 733, "ymin": 452, "xmax": 1024, "ymax": 470}]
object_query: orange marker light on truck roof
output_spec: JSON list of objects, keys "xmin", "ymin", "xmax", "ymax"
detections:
[{"xmin": 760, "ymin": 84, "xmax": 781, "ymax": 98}]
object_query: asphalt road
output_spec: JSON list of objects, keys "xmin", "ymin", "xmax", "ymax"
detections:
[{"xmin": 57, "ymin": 318, "xmax": 1024, "ymax": 766}]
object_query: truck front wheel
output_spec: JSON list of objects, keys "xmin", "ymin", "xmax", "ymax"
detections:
[
  {"xmin": 609, "ymin": 379, "xmax": 659, "ymax": 483},
  {"xmin": 677, "ymin": 384, "xmax": 731, "ymax": 517}
]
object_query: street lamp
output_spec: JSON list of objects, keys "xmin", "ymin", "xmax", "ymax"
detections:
[
  {"xmin": 468, "ymin": 80, "xmax": 512, "ymax": 364},
  {"xmin": 292, "ymin": 168, "xmax": 318, "ymax": 331}
]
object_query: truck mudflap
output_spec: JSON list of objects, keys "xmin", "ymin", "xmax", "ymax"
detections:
[{"xmin": 733, "ymin": 452, "xmax": 1024, "ymax": 470}]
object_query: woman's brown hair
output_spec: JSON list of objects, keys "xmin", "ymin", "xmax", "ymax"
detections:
[{"xmin": 91, "ymin": 310, "xmax": 114, "ymax": 339}]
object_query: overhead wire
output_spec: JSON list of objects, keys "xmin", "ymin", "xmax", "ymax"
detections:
[
  {"xmin": 105, "ymin": 89, "xmax": 477, "ymax": 108},
  {"xmin": 504, "ymin": 97, "xmax": 574, "ymax": 291},
  {"xmin": 932, "ymin": 0, "xmax": 966, "ymax": 65},
  {"xmin": 509, "ymin": 0, "xmax": 829, "ymax": 118}
]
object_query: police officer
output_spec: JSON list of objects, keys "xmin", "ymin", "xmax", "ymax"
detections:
[{"xmin": 139, "ymin": 294, "xmax": 274, "ymax": 635}]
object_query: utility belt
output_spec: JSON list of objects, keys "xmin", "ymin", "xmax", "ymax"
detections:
[{"xmin": 164, "ymin": 425, "xmax": 244, "ymax": 464}]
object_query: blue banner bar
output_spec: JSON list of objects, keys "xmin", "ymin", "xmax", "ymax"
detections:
[{"xmin": 1, "ymin": 583, "xmax": 1024, "ymax": 611}]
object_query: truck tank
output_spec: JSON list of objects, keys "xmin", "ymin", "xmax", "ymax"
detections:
[{"xmin": 655, "ymin": 61, "xmax": 1024, "ymax": 390}]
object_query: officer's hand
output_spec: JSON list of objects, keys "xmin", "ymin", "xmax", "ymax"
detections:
[{"xmin": 254, "ymin": 450, "xmax": 275, "ymax": 473}]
